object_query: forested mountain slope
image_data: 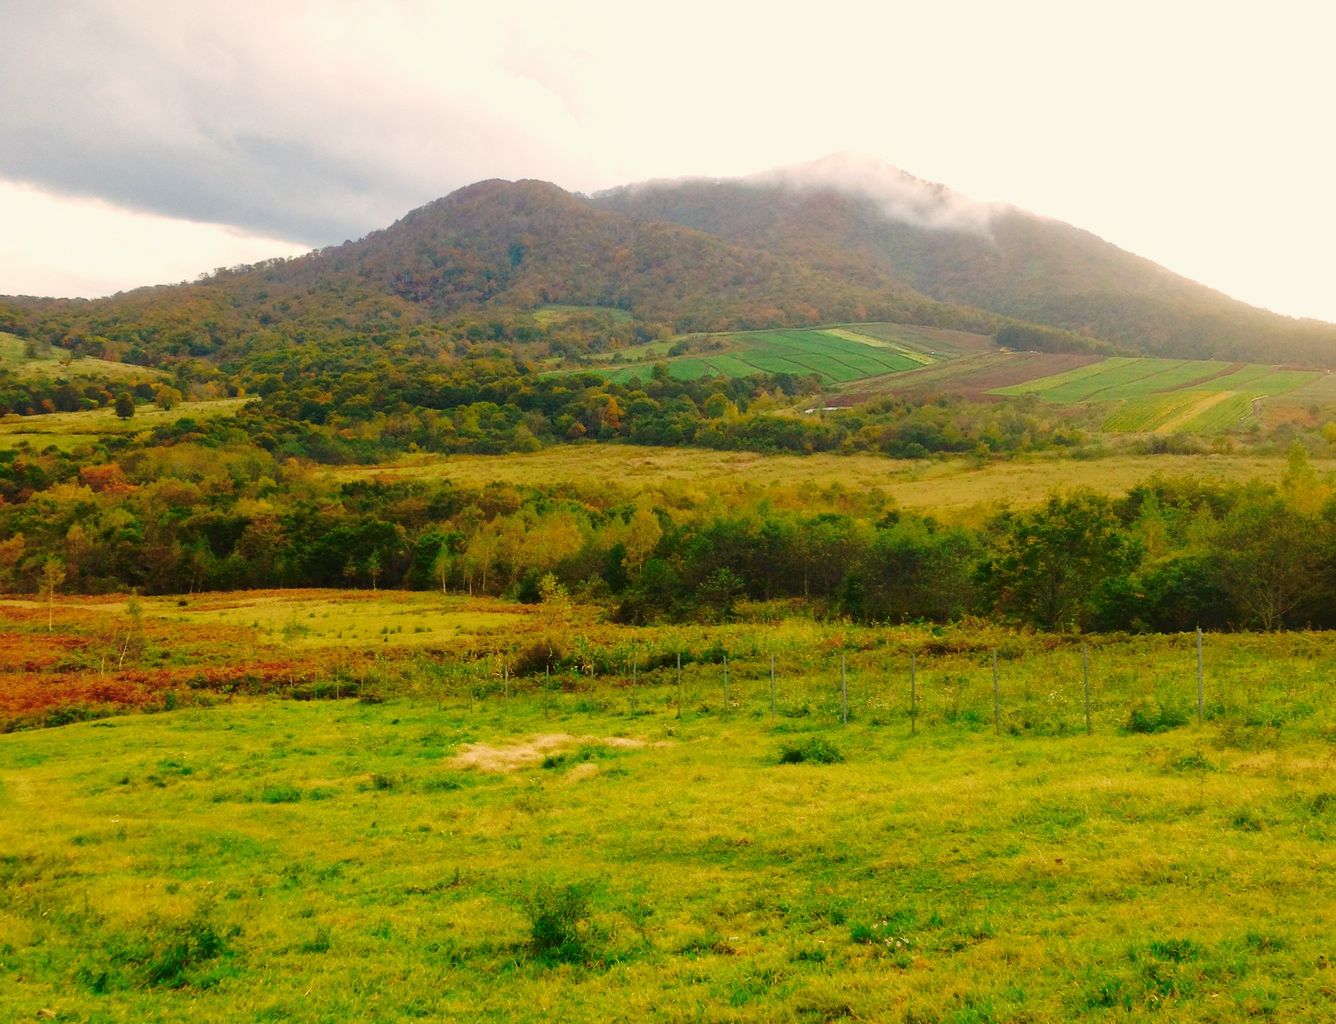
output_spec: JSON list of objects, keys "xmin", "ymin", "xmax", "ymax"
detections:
[
  {"xmin": 596, "ymin": 158, "xmax": 1336, "ymax": 364},
  {"xmin": 1, "ymin": 179, "xmax": 996, "ymax": 369}
]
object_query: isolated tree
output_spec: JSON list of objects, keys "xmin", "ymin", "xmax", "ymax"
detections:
[
  {"xmin": 623, "ymin": 503, "xmax": 663, "ymax": 570},
  {"xmin": 153, "ymin": 384, "xmax": 183, "ymax": 411},
  {"xmin": 119, "ymin": 594, "xmax": 145, "ymax": 668},
  {"xmin": 41, "ymin": 558, "xmax": 66, "ymax": 632},
  {"xmin": 432, "ymin": 543, "xmax": 453, "ymax": 594},
  {"xmin": 114, "ymin": 392, "xmax": 135, "ymax": 420}
]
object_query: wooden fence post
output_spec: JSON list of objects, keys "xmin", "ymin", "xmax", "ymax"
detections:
[
  {"xmin": 1196, "ymin": 626, "xmax": 1204, "ymax": 725},
  {"xmin": 840, "ymin": 652, "xmax": 848, "ymax": 725},
  {"xmin": 910, "ymin": 653, "xmax": 917, "ymax": 736},
  {"xmin": 991, "ymin": 650, "xmax": 999, "ymax": 736},
  {"xmin": 676, "ymin": 651, "xmax": 682, "ymax": 721},
  {"xmin": 769, "ymin": 652, "xmax": 776, "ymax": 714},
  {"xmin": 1083, "ymin": 642, "xmax": 1092, "ymax": 735}
]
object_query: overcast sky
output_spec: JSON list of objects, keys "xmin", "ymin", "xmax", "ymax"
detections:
[{"xmin": 3, "ymin": 0, "xmax": 1334, "ymax": 321}]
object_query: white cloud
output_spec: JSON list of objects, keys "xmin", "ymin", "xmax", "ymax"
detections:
[{"xmin": 0, "ymin": 0, "xmax": 1333, "ymax": 319}]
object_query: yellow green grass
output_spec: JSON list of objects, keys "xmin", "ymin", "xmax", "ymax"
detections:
[
  {"xmin": 532, "ymin": 304, "xmax": 635, "ymax": 326},
  {"xmin": 146, "ymin": 589, "xmax": 564, "ymax": 650},
  {"xmin": 0, "ymin": 397, "xmax": 252, "ymax": 451},
  {"xmin": 0, "ymin": 332, "xmax": 168, "ymax": 381},
  {"xmin": 819, "ymin": 328, "xmax": 934, "ymax": 363},
  {"xmin": 322, "ymin": 446, "xmax": 1325, "ymax": 519},
  {"xmin": 3, "ymin": 620, "xmax": 1335, "ymax": 1022},
  {"xmin": 995, "ymin": 356, "xmax": 1320, "ymax": 434}
]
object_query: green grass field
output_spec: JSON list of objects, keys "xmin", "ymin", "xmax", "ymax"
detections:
[
  {"xmin": 0, "ymin": 397, "xmax": 253, "ymax": 451},
  {"xmin": 993, "ymin": 357, "xmax": 1321, "ymax": 434},
  {"xmin": 598, "ymin": 324, "xmax": 977, "ymax": 386},
  {"xmin": 3, "ymin": 615, "xmax": 1335, "ymax": 1022}
]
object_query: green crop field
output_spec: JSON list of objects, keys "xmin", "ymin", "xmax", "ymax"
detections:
[
  {"xmin": 994, "ymin": 357, "xmax": 1321, "ymax": 434},
  {"xmin": 598, "ymin": 323, "xmax": 972, "ymax": 386},
  {"xmin": 3, "ymin": 606, "xmax": 1336, "ymax": 1023}
]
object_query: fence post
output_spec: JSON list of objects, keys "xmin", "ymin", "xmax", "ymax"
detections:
[
  {"xmin": 503, "ymin": 661, "xmax": 509, "ymax": 700},
  {"xmin": 676, "ymin": 651, "xmax": 682, "ymax": 721},
  {"xmin": 1082, "ymin": 642, "xmax": 1091, "ymax": 735},
  {"xmin": 841, "ymin": 652, "xmax": 848, "ymax": 725},
  {"xmin": 1196, "ymin": 626, "xmax": 1204, "ymax": 725},
  {"xmin": 910, "ymin": 653, "xmax": 917, "ymax": 736},
  {"xmin": 630, "ymin": 648, "xmax": 638, "ymax": 716},
  {"xmin": 769, "ymin": 652, "xmax": 776, "ymax": 714},
  {"xmin": 991, "ymin": 650, "xmax": 999, "ymax": 736}
]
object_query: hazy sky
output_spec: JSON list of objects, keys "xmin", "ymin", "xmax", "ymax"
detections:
[{"xmin": 3, "ymin": 0, "xmax": 1334, "ymax": 321}]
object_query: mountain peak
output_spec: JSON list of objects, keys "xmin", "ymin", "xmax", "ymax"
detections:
[{"xmin": 748, "ymin": 152, "xmax": 1000, "ymax": 235}]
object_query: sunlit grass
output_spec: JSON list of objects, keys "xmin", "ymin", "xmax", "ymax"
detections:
[
  {"xmin": 0, "ymin": 397, "xmax": 253, "ymax": 450},
  {"xmin": 5, "ymin": 591, "xmax": 1336, "ymax": 1020},
  {"xmin": 2, "ymin": 656, "xmax": 1333, "ymax": 1021},
  {"xmin": 320, "ymin": 445, "xmax": 1320, "ymax": 519}
]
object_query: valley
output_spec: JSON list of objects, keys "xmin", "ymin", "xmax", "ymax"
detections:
[{"xmin": 5, "ymin": 158, "xmax": 1336, "ymax": 1022}]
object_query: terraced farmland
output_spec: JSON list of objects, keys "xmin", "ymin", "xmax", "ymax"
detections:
[
  {"xmin": 599, "ymin": 323, "xmax": 983, "ymax": 385},
  {"xmin": 992, "ymin": 356, "xmax": 1321, "ymax": 433}
]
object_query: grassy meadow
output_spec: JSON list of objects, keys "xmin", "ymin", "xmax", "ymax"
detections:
[
  {"xmin": 323, "ymin": 445, "xmax": 1327, "ymax": 519},
  {"xmin": 3, "ymin": 588, "xmax": 1336, "ymax": 1021},
  {"xmin": 0, "ymin": 333, "xmax": 168, "ymax": 382},
  {"xmin": 0, "ymin": 397, "xmax": 253, "ymax": 451}
]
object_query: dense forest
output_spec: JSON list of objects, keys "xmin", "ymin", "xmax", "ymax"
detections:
[{"xmin": 2, "ymin": 397, "xmax": 1332, "ymax": 635}]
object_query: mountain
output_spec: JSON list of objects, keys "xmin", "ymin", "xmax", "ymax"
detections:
[
  {"xmin": 595, "ymin": 154, "xmax": 1336, "ymax": 364},
  {"xmin": 5, "ymin": 156, "xmax": 1335, "ymax": 370},
  {"xmin": 0, "ymin": 177, "xmax": 996, "ymax": 367}
]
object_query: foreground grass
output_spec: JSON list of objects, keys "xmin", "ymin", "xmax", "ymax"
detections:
[{"xmin": 2, "ymin": 652, "xmax": 1334, "ymax": 1022}]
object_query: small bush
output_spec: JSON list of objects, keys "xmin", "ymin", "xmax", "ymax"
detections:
[
  {"xmin": 778, "ymin": 738, "xmax": 845, "ymax": 765},
  {"xmin": 1172, "ymin": 750, "xmax": 1216, "ymax": 772},
  {"xmin": 511, "ymin": 636, "xmax": 568, "ymax": 677},
  {"xmin": 519, "ymin": 881, "xmax": 596, "ymax": 964},
  {"xmin": 1125, "ymin": 698, "xmax": 1189, "ymax": 734},
  {"xmin": 78, "ymin": 903, "xmax": 237, "ymax": 992},
  {"xmin": 259, "ymin": 784, "xmax": 302, "ymax": 804}
]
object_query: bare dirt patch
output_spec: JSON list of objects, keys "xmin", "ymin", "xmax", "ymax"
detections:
[{"xmin": 450, "ymin": 733, "xmax": 662, "ymax": 772}]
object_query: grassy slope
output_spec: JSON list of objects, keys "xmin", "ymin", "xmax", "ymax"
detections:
[
  {"xmin": 2, "ymin": 624, "xmax": 1335, "ymax": 1022},
  {"xmin": 0, "ymin": 332, "xmax": 167, "ymax": 381},
  {"xmin": 0, "ymin": 397, "xmax": 252, "ymax": 450}
]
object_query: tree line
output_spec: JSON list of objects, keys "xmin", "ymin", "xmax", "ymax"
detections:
[{"xmin": 2, "ymin": 440, "xmax": 1332, "ymax": 633}]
